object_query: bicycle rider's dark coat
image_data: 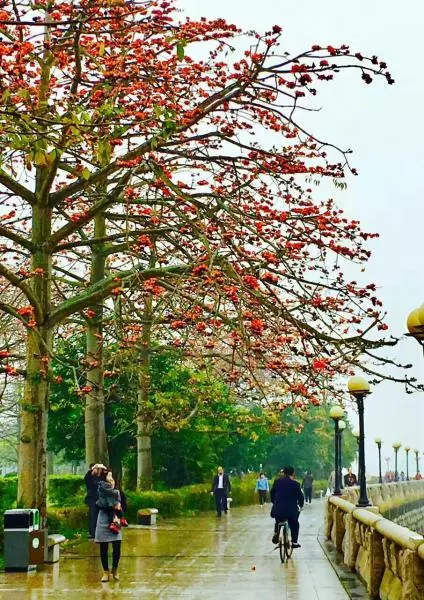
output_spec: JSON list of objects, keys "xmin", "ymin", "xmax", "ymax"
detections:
[{"xmin": 270, "ymin": 476, "xmax": 304, "ymax": 520}]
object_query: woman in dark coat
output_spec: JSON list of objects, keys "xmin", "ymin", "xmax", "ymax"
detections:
[{"xmin": 94, "ymin": 466, "xmax": 123, "ymax": 582}]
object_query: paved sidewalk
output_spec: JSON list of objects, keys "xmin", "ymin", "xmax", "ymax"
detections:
[{"xmin": 0, "ymin": 499, "xmax": 349, "ymax": 599}]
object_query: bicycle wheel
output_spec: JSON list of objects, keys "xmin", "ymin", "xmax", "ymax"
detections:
[
  {"xmin": 283, "ymin": 522, "xmax": 293, "ymax": 560},
  {"xmin": 278, "ymin": 524, "xmax": 285, "ymax": 563}
]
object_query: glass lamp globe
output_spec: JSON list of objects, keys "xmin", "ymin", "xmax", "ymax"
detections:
[
  {"xmin": 347, "ymin": 376, "xmax": 370, "ymax": 396},
  {"xmin": 329, "ymin": 405, "xmax": 344, "ymax": 420}
]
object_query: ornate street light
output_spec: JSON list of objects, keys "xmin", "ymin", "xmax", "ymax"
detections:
[
  {"xmin": 348, "ymin": 376, "xmax": 371, "ymax": 507},
  {"xmin": 405, "ymin": 447, "xmax": 410, "ymax": 481},
  {"xmin": 375, "ymin": 438, "xmax": 383, "ymax": 484},
  {"xmin": 392, "ymin": 442, "xmax": 401, "ymax": 482},
  {"xmin": 414, "ymin": 449, "xmax": 421, "ymax": 479},
  {"xmin": 406, "ymin": 306, "xmax": 424, "ymax": 350},
  {"xmin": 329, "ymin": 405, "xmax": 345, "ymax": 496},
  {"xmin": 339, "ymin": 420, "xmax": 346, "ymax": 489}
]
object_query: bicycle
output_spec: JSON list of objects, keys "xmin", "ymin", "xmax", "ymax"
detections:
[{"xmin": 277, "ymin": 520, "xmax": 293, "ymax": 563}]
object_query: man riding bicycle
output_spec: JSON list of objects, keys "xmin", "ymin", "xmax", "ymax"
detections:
[{"xmin": 270, "ymin": 466, "xmax": 304, "ymax": 548}]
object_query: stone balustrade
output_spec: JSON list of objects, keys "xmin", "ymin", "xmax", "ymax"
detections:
[{"xmin": 325, "ymin": 481, "xmax": 424, "ymax": 600}]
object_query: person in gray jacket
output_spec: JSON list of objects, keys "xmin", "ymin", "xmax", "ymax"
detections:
[
  {"xmin": 94, "ymin": 466, "xmax": 127, "ymax": 582},
  {"xmin": 96, "ymin": 475, "xmax": 128, "ymax": 533}
]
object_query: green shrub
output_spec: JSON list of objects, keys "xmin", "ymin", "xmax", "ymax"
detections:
[
  {"xmin": 313, "ymin": 479, "xmax": 328, "ymax": 497},
  {"xmin": 0, "ymin": 476, "xmax": 17, "ymax": 513},
  {"xmin": 48, "ymin": 475, "xmax": 85, "ymax": 506},
  {"xmin": 47, "ymin": 506, "xmax": 87, "ymax": 532}
]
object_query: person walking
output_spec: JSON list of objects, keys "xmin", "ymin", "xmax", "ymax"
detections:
[
  {"xmin": 84, "ymin": 463, "xmax": 101, "ymax": 540},
  {"xmin": 302, "ymin": 471, "xmax": 314, "ymax": 504},
  {"xmin": 210, "ymin": 466, "xmax": 231, "ymax": 517},
  {"xmin": 255, "ymin": 472, "xmax": 269, "ymax": 505},
  {"xmin": 95, "ymin": 466, "xmax": 124, "ymax": 582},
  {"xmin": 344, "ymin": 467, "xmax": 358, "ymax": 487}
]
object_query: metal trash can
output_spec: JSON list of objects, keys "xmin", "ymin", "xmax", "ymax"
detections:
[{"xmin": 4, "ymin": 509, "xmax": 45, "ymax": 571}]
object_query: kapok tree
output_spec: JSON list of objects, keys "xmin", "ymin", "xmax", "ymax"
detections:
[{"xmin": 0, "ymin": 0, "xmax": 413, "ymax": 516}]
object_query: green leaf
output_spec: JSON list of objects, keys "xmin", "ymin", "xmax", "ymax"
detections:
[
  {"xmin": 176, "ymin": 42, "xmax": 185, "ymax": 61},
  {"xmin": 96, "ymin": 138, "xmax": 112, "ymax": 166},
  {"xmin": 81, "ymin": 167, "xmax": 91, "ymax": 180},
  {"xmin": 34, "ymin": 150, "xmax": 48, "ymax": 167}
]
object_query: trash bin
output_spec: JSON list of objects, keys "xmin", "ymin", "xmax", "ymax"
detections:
[{"xmin": 4, "ymin": 509, "xmax": 45, "ymax": 572}]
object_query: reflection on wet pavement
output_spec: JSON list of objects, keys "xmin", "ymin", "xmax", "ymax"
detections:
[{"xmin": 0, "ymin": 500, "xmax": 350, "ymax": 599}]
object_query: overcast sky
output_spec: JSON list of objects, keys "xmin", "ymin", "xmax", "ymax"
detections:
[{"xmin": 179, "ymin": 0, "xmax": 424, "ymax": 475}]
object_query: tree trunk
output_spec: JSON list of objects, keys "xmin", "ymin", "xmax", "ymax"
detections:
[
  {"xmin": 18, "ymin": 201, "xmax": 52, "ymax": 520},
  {"xmin": 18, "ymin": 328, "xmax": 52, "ymax": 517},
  {"xmin": 85, "ymin": 212, "xmax": 109, "ymax": 467},
  {"xmin": 137, "ymin": 296, "xmax": 153, "ymax": 490}
]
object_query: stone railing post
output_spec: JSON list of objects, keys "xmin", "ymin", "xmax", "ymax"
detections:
[{"xmin": 344, "ymin": 511, "xmax": 359, "ymax": 569}]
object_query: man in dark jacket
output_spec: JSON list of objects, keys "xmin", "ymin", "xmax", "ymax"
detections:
[
  {"xmin": 210, "ymin": 466, "xmax": 231, "ymax": 517},
  {"xmin": 302, "ymin": 471, "xmax": 314, "ymax": 504},
  {"xmin": 84, "ymin": 463, "xmax": 101, "ymax": 539},
  {"xmin": 270, "ymin": 466, "xmax": 304, "ymax": 548}
]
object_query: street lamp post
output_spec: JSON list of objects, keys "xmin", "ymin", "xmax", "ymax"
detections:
[
  {"xmin": 375, "ymin": 438, "xmax": 383, "ymax": 484},
  {"xmin": 353, "ymin": 430, "xmax": 361, "ymax": 483},
  {"xmin": 405, "ymin": 447, "xmax": 410, "ymax": 481},
  {"xmin": 348, "ymin": 376, "xmax": 371, "ymax": 507},
  {"xmin": 393, "ymin": 442, "xmax": 401, "ymax": 482},
  {"xmin": 329, "ymin": 405, "xmax": 345, "ymax": 496},
  {"xmin": 414, "ymin": 449, "xmax": 420, "ymax": 479},
  {"xmin": 338, "ymin": 420, "xmax": 346, "ymax": 490}
]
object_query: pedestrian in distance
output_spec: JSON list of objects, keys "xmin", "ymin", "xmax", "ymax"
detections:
[
  {"xmin": 210, "ymin": 466, "xmax": 231, "ymax": 517},
  {"xmin": 344, "ymin": 467, "xmax": 358, "ymax": 487},
  {"xmin": 84, "ymin": 463, "xmax": 101, "ymax": 540},
  {"xmin": 302, "ymin": 471, "xmax": 314, "ymax": 504},
  {"xmin": 255, "ymin": 472, "xmax": 269, "ymax": 505},
  {"xmin": 94, "ymin": 465, "xmax": 125, "ymax": 583}
]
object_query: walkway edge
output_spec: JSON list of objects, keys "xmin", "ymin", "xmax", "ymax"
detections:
[{"xmin": 317, "ymin": 530, "xmax": 371, "ymax": 599}]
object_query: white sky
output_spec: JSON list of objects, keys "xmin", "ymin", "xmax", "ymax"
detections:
[{"xmin": 179, "ymin": 0, "xmax": 424, "ymax": 475}]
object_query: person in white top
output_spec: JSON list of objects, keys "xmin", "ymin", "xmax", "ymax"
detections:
[{"xmin": 210, "ymin": 466, "xmax": 231, "ymax": 517}]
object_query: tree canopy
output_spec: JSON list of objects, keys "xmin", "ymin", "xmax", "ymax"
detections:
[{"xmin": 0, "ymin": 0, "xmax": 414, "ymax": 512}]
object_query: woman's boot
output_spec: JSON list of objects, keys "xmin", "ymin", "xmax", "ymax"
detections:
[
  {"xmin": 101, "ymin": 571, "xmax": 110, "ymax": 582},
  {"xmin": 111, "ymin": 568, "xmax": 120, "ymax": 581}
]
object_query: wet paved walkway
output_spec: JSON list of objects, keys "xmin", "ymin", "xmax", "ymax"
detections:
[{"xmin": 0, "ymin": 499, "xmax": 349, "ymax": 599}]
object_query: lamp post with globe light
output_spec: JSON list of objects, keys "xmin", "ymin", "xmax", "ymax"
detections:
[
  {"xmin": 338, "ymin": 420, "xmax": 346, "ymax": 490},
  {"xmin": 405, "ymin": 447, "xmax": 410, "ymax": 481},
  {"xmin": 348, "ymin": 376, "xmax": 371, "ymax": 507},
  {"xmin": 329, "ymin": 405, "xmax": 345, "ymax": 496},
  {"xmin": 414, "ymin": 449, "xmax": 421, "ymax": 479},
  {"xmin": 375, "ymin": 438, "xmax": 383, "ymax": 484},
  {"xmin": 392, "ymin": 442, "xmax": 401, "ymax": 482}
]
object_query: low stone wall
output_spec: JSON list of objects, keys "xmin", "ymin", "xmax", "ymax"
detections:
[
  {"xmin": 392, "ymin": 502, "xmax": 424, "ymax": 535},
  {"xmin": 343, "ymin": 480, "xmax": 424, "ymax": 511},
  {"xmin": 325, "ymin": 482, "xmax": 424, "ymax": 600}
]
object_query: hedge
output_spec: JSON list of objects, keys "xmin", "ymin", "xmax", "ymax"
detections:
[{"xmin": 48, "ymin": 475, "xmax": 86, "ymax": 506}]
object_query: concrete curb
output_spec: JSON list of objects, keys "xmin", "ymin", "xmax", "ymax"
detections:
[{"xmin": 317, "ymin": 531, "xmax": 371, "ymax": 599}]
